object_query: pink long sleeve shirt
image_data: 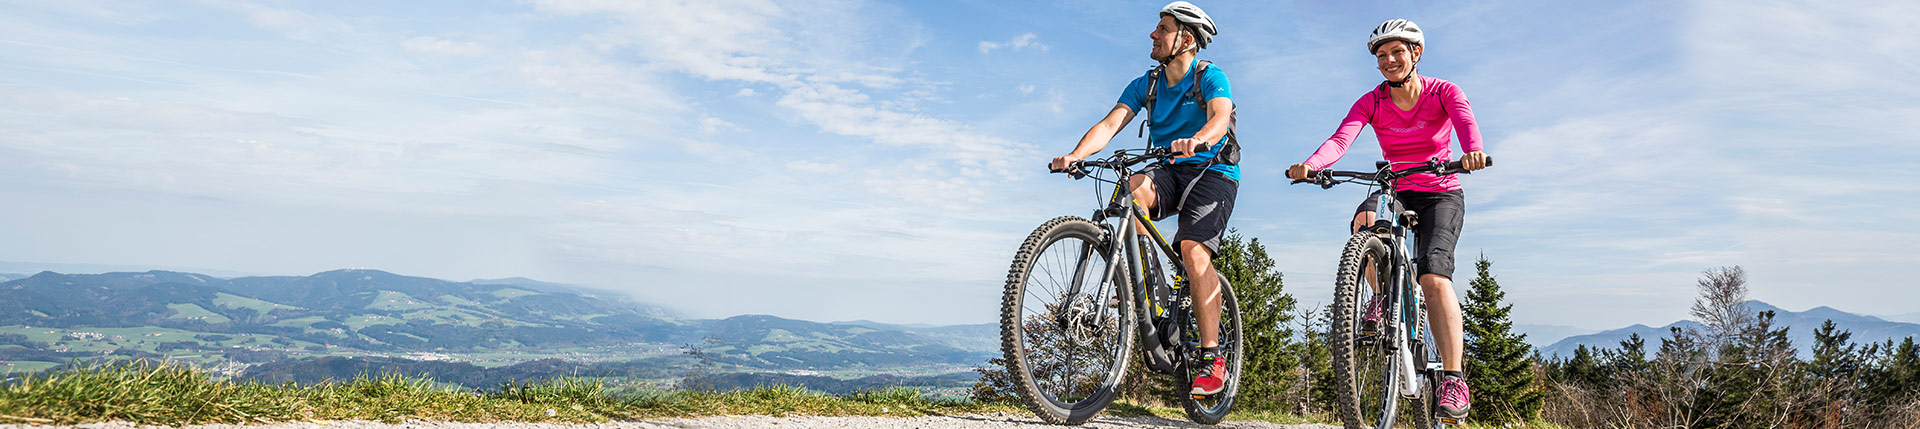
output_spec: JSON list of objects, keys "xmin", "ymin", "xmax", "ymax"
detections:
[{"xmin": 1303, "ymin": 76, "xmax": 1484, "ymax": 192}]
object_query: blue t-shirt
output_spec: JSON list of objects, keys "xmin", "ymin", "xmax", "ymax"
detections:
[{"xmin": 1117, "ymin": 59, "xmax": 1238, "ymax": 180}]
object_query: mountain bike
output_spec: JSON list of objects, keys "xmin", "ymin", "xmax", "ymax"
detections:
[
  {"xmin": 1292, "ymin": 157, "xmax": 1489, "ymax": 429},
  {"xmin": 999, "ymin": 146, "xmax": 1245, "ymax": 425}
]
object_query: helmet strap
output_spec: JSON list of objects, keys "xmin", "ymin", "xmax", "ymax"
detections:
[
  {"xmin": 1159, "ymin": 28, "xmax": 1195, "ymax": 65},
  {"xmin": 1385, "ymin": 60, "xmax": 1419, "ymax": 88}
]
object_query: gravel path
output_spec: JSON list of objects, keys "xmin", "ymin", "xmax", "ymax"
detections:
[{"xmin": 12, "ymin": 414, "xmax": 1340, "ymax": 429}]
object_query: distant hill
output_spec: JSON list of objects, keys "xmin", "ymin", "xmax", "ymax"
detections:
[
  {"xmin": 1879, "ymin": 311, "xmax": 1920, "ymax": 324},
  {"xmin": 0, "ymin": 269, "xmax": 688, "ymax": 351},
  {"xmin": 1513, "ymin": 324, "xmax": 1598, "ymax": 349},
  {"xmin": 1541, "ymin": 301, "xmax": 1920, "ymax": 358},
  {"xmin": 0, "ymin": 269, "xmax": 992, "ymax": 372},
  {"xmin": 237, "ymin": 355, "xmax": 978, "ymax": 393},
  {"xmin": 689, "ymin": 315, "xmax": 991, "ymax": 369}
]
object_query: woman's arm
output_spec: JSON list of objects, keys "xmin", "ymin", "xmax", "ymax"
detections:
[{"xmin": 1302, "ymin": 95, "xmax": 1373, "ymax": 170}]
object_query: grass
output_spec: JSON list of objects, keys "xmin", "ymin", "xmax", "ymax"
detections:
[
  {"xmin": 213, "ymin": 293, "xmax": 301, "ymax": 312},
  {"xmin": 0, "ymin": 360, "xmax": 1538, "ymax": 427},
  {"xmin": 165, "ymin": 304, "xmax": 232, "ymax": 324},
  {"xmin": 0, "ymin": 360, "xmax": 1028, "ymax": 425}
]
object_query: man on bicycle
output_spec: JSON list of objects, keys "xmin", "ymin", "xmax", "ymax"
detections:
[
  {"xmin": 1049, "ymin": 1, "xmax": 1239, "ymax": 396},
  {"xmin": 1285, "ymin": 19, "xmax": 1490, "ymax": 420}
]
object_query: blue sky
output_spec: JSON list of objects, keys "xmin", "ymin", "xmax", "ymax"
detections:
[{"xmin": 1, "ymin": 0, "xmax": 1914, "ymax": 331}]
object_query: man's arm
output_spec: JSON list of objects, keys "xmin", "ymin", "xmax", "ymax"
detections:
[
  {"xmin": 1052, "ymin": 103, "xmax": 1137, "ymax": 171},
  {"xmin": 1169, "ymin": 96, "xmax": 1233, "ymax": 156}
]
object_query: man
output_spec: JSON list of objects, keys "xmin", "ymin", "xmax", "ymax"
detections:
[{"xmin": 1048, "ymin": 1, "xmax": 1238, "ymax": 395}]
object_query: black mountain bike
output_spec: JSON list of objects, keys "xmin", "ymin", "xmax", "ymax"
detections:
[
  {"xmin": 999, "ymin": 147, "xmax": 1245, "ymax": 425},
  {"xmin": 1292, "ymin": 157, "xmax": 1489, "ymax": 429}
]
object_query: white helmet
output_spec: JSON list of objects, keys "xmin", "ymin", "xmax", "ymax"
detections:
[
  {"xmin": 1367, "ymin": 19, "xmax": 1424, "ymax": 54},
  {"xmin": 1160, "ymin": 1, "xmax": 1217, "ymax": 49}
]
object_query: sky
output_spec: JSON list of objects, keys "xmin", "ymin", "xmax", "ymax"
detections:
[{"xmin": 0, "ymin": 0, "xmax": 1914, "ymax": 331}]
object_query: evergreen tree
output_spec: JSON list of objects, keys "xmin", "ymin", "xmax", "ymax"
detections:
[
  {"xmin": 1862, "ymin": 336, "xmax": 1920, "ymax": 408},
  {"xmin": 1800, "ymin": 320, "xmax": 1865, "ymax": 426},
  {"xmin": 1460, "ymin": 255, "xmax": 1544, "ymax": 423},
  {"xmin": 1211, "ymin": 229, "xmax": 1297, "ymax": 411},
  {"xmin": 1808, "ymin": 320, "xmax": 1862, "ymax": 380},
  {"xmin": 1602, "ymin": 333, "xmax": 1650, "ymax": 379}
]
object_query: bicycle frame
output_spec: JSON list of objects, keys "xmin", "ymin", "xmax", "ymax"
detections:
[
  {"xmin": 1058, "ymin": 148, "xmax": 1192, "ymax": 353},
  {"xmin": 1369, "ymin": 189, "xmax": 1433, "ymax": 400}
]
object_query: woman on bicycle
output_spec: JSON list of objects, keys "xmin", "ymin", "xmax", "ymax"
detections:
[{"xmin": 1285, "ymin": 19, "xmax": 1489, "ymax": 421}]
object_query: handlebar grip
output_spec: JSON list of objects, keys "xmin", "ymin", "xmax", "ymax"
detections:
[
  {"xmin": 1445, "ymin": 156, "xmax": 1493, "ymax": 174},
  {"xmin": 1048, "ymin": 161, "xmax": 1086, "ymax": 178}
]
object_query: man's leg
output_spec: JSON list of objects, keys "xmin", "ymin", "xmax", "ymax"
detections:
[
  {"xmin": 1181, "ymin": 240, "xmax": 1221, "ymax": 349},
  {"xmin": 1127, "ymin": 173, "xmax": 1159, "ymax": 235}
]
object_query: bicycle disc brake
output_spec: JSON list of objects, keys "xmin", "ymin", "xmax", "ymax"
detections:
[{"xmin": 1060, "ymin": 293, "xmax": 1107, "ymax": 339}]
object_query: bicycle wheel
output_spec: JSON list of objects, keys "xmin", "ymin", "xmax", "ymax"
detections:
[
  {"xmin": 1330, "ymin": 233, "xmax": 1399, "ymax": 428},
  {"xmin": 1181, "ymin": 273, "xmax": 1243, "ymax": 424},
  {"xmin": 1000, "ymin": 216, "xmax": 1137, "ymax": 425}
]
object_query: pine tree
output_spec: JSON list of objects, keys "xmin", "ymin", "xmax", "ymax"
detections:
[
  {"xmin": 1460, "ymin": 254, "xmax": 1544, "ymax": 423},
  {"xmin": 1211, "ymin": 229, "xmax": 1297, "ymax": 411}
]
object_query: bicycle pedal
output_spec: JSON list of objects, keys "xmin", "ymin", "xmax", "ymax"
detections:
[
  {"xmin": 1191, "ymin": 394, "xmax": 1209, "ymax": 399},
  {"xmin": 1438, "ymin": 416, "xmax": 1460, "ymax": 424}
]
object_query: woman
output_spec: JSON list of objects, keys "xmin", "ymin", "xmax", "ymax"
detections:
[{"xmin": 1285, "ymin": 18, "xmax": 1490, "ymax": 420}]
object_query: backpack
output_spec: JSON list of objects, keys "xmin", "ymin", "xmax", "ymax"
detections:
[{"xmin": 1136, "ymin": 60, "xmax": 1241, "ymax": 166}]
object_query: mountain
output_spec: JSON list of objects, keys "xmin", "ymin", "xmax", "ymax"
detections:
[
  {"xmin": 0, "ymin": 269, "xmax": 992, "ymax": 373},
  {"xmin": 0, "ymin": 269, "xmax": 688, "ymax": 350},
  {"xmin": 1541, "ymin": 301, "xmax": 1920, "ymax": 358},
  {"xmin": 1878, "ymin": 311, "xmax": 1920, "ymax": 324},
  {"xmin": 237, "ymin": 355, "xmax": 980, "ymax": 394},
  {"xmin": 1513, "ymin": 323, "xmax": 1598, "ymax": 349},
  {"xmin": 467, "ymin": 277, "xmax": 642, "ymax": 304},
  {"xmin": 690, "ymin": 315, "xmax": 991, "ymax": 369}
]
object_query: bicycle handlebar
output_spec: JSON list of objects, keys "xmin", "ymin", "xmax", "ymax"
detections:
[
  {"xmin": 1289, "ymin": 157, "xmax": 1493, "ymax": 189},
  {"xmin": 1048, "ymin": 143, "xmax": 1211, "ymax": 179}
]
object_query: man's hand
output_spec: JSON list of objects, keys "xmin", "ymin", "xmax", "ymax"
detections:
[
  {"xmin": 1461, "ymin": 150, "xmax": 1489, "ymax": 171},
  {"xmin": 1287, "ymin": 163, "xmax": 1314, "ymax": 180},
  {"xmin": 1169, "ymin": 138, "xmax": 1204, "ymax": 157},
  {"xmin": 1051, "ymin": 154, "xmax": 1083, "ymax": 172}
]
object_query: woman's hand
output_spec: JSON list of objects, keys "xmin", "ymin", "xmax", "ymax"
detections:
[{"xmin": 1461, "ymin": 150, "xmax": 1489, "ymax": 171}]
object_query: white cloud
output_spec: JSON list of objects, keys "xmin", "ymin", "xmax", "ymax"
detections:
[
  {"xmin": 979, "ymin": 32, "xmax": 1047, "ymax": 54},
  {"xmin": 403, "ymin": 36, "xmax": 487, "ymax": 56},
  {"xmin": 1017, "ymin": 84, "xmax": 1035, "ymax": 95},
  {"xmin": 785, "ymin": 160, "xmax": 843, "ymax": 174},
  {"xmin": 699, "ymin": 116, "xmax": 741, "ymax": 134},
  {"xmin": 735, "ymin": 88, "xmax": 757, "ymax": 97}
]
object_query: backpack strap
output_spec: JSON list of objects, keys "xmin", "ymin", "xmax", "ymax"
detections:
[
  {"xmin": 1135, "ymin": 60, "xmax": 1239, "ymax": 166},
  {"xmin": 1190, "ymin": 60, "xmax": 1240, "ymax": 166},
  {"xmin": 1137, "ymin": 65, "xmax": 1162, "ymax": 138}
]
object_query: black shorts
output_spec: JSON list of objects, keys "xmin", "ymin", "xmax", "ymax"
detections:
[
  {"xmin": 1137, "ymin": 163, "xmax": 1238, "ymax": 255},
  {"xmin": 1356, "ymin": 189, "xmax": 1464, "ymax": 279}
]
